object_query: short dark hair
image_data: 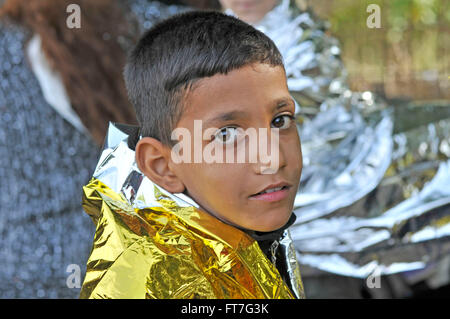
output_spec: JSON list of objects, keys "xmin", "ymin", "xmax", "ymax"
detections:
[{"xmin": 124, "ymin": 11, "xmax": 284, "ymax": 147}]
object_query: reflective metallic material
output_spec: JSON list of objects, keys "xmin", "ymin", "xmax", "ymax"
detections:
[
  {"xmin": 2, "ymin": 0, "xmax": 448, "ymax": 299},
  {"xmin": 234, "ymin": 0, "xmax": 450, "ymax": 285},
  {"xmin": 251, "ymin": 0, "xmax": 348, "ymax": 103},
  {"xmin": 80, "ymin": 123, "xmax": 304, "ymax": 299}
]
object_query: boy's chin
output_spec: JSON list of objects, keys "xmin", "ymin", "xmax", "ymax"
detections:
[
  {"xmin": 247, "ymin": 215, "xmax": 292, "ymax": 233},
  {"xmin": 202, "ymin": 204, "xmax": 292, "ymax": 233}
]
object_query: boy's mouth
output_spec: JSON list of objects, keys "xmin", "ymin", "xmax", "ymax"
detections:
[{"xmin": 249, "ymin": 182, "xmax": 291, "ymax": 202}]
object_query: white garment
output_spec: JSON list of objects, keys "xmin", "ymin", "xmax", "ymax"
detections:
[{"xmin": 26, "ymin": 34, "xmax": 88, "ymax": 134}]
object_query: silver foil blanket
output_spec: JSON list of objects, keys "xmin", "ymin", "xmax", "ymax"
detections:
[
  {"xmin": 0, "ymin": 0, "xmax": 448, "ymax": 299},
  {"xmin": 248, "ymin": 0, "xmax": 450, "ymax": 283}
]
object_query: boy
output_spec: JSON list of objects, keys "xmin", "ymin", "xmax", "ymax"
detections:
[{"xmin": 80, "ymin": 11, "xmax": 304, "ymax": 299}]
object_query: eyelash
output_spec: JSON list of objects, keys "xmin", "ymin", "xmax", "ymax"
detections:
[
  {"xmin": 213, "ymin": 113, "xmax": 296, "ymax": 144},
  {"xmin": 274, "ymin": 114, "xmax": 296, "ymax": 129}
]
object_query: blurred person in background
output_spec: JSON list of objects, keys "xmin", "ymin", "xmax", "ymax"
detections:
[
  {"xmin": 0, "ymin": 0, "xmax": 138, "ymax": 298},
  {"xmin": 0, "ymin": 0, "xmax": 209, "ymax": 299},
  {"xmin": 217, "ymin": 0, "xmax": 280, "ymax": 24}
]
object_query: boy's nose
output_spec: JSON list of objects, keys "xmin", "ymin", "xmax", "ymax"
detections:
[{"xmin": 252, "ymin": 128, "xmax": 287, "ymax": 175}]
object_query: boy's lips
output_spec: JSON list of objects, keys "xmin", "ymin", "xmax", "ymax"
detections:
[{"xmin": 249, "ymin": 181, "xmax": 292, "ymax": 202}]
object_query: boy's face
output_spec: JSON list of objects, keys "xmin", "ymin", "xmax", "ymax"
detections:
[{"xmin": 167, "ymin": 63, "xmax": 302, "ymax": 232}]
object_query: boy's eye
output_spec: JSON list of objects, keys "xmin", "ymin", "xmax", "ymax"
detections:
[
  {"xmin": 272, "ymin": 114, "xmax": 295, "ymax": 129},
  {"xmin": 214, "ymin": 127, "xmax": 238, "ymax": 144},
  {"xmin": 213, "ymin": 114, "xmax": 295, "ymax": 144}
]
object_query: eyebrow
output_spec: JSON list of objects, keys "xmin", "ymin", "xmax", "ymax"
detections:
[{"xmin": 204, "ymin": 97, "xmax": 295, "ymax": 127}]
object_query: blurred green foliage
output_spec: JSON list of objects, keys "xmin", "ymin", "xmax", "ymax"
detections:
[{"xmin": 309, "ymin": 0, "xmax": 449, "ymax": 100}]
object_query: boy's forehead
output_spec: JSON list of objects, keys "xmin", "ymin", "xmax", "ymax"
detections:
[{"xmin": 180, "ymin": 63, "xmax": 289, "ymax": 118}]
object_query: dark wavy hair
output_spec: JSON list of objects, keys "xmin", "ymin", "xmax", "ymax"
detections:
[{"xmin": 0, "ymin": 0, "xmax": 139, "ymax": 146}]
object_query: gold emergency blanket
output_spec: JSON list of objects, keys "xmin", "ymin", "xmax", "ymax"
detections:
[{"xmin": 79, "ymin": 123, "xmax": 304, "ymax": 299}]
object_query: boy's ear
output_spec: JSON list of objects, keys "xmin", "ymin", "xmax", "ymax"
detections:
[{"xmin": 135, "ymin": 137, "xmax": 185, "ymax": 193}]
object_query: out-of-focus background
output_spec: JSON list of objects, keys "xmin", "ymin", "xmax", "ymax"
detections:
[
  {"xmin": 0, "ymin": 0, "xmax": 448, "ymax": 299},
  {"xmin": 306, "ymin": 0, "xmax": 449, "ymax": 102}
]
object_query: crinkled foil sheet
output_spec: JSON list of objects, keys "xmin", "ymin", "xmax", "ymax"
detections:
[
  {"xmin": 247, "ymin": 0, "xmax": 450, "ymax": 285},
  {"xmin": 80, "ymin": 122, "xmax": 304, "ymax": 299},
  {"xmin": 1, "ymin": 0, "xmax": 447, "ymax": 298}
]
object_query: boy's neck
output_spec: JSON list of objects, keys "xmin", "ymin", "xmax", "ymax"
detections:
[{"xmin": 240, "ymin": 213, "xmax": 297, "ymax": 242}]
